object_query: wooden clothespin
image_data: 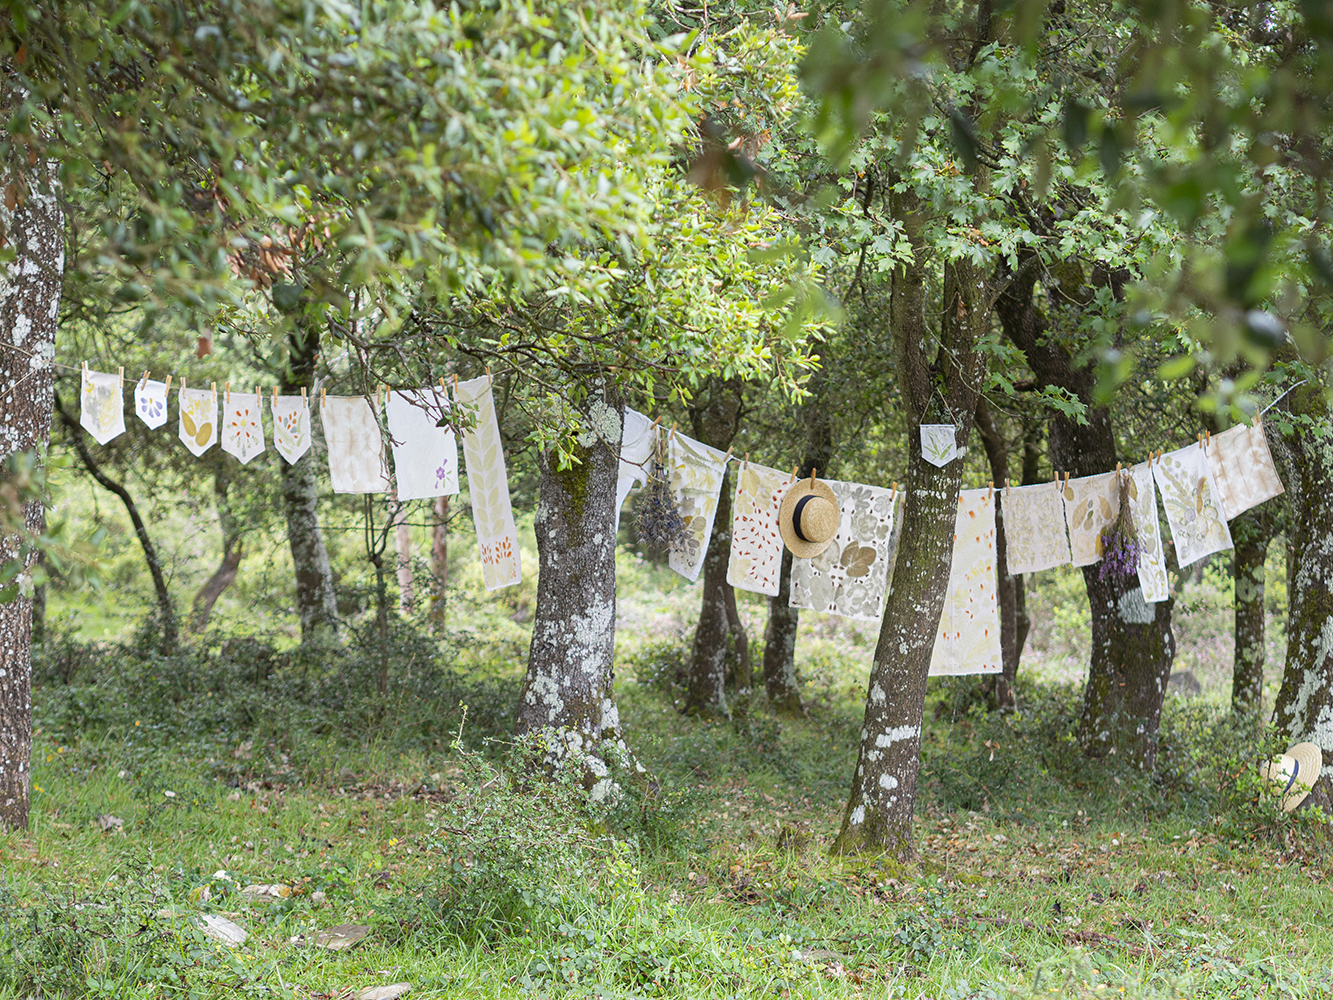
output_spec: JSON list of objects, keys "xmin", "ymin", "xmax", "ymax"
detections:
[
  {"xmin": 139, "ymin": 370, "xmax": 149, "ymax": 390},
  {"xmin": 810, "ymin": 467, "xmax": 818, "ymax": 486},
  {"xmin": 210, "ymin": 381, "xmax": 217, "ymax": 401},
  {"xmin": 117, "ymin": 366, "xmax": 124, "ymax": 384},
  {"xmin": 723, "ymin": 446, "xmax": 734, "ymax": 464},
  {"xmin": 790, "ymin": 464, "xmax": 799, "ymax": 479},
  {"xmin": 1004, "ymin": 478, "xmax": 1011, "ymax": 496},
  {"xmin": 81, "ymin": 360, "xmax": 88, "ymax": 375},
  {"xmin": 486, "ymin": 365, "xmax": 493, "ymax": 385},
  {"xmin": 225, "ymin": 381, "xmax": 231, "ymax": 405},
  {"xmin": 1205, "ymin": 429, "xmax": 1211, "ymax": 449},
  {"xmin": 987, "ymin": 480, "xmax": 993, "ymax": 500},
  {"xmin": 271, "ymin": 386, "xmax": 278, "ymax": 403},
  {"xmin": 891, "ymin": 481, "xmax": 898, "ymax": 498},
  {"xmin": 253, "ymin": 386, "xmax": 259, "ymax": 403},
  {"xmin": 301, "ymin": 386, "xmax": 308, "ymax": 405},
  {"xmin": 743, "ymin": 452, "xmax": 750, "ymax": 471},
  {"xmin": 670, "ymin": 422, "xmax": 678, "ymax": 440},
  {"xmin": 165, "ymin": 374, "xmax": 172, "ymax": 393}
]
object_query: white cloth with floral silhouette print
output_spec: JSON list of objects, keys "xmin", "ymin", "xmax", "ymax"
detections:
[
  {"xmin": 320, "ymin": 395, "xmax": 391, "ymax": 494},
  {"xmin": 270, "ymin": 395, "xmax": 312, "ymax": 464},
  {"xmin": 666, "ymin": 430, "xmax": 728, "ymax": 583},
  {"xmin": 80, "ymin": 368, "xmax": 125, "ymax": 445},
  {"xmin": 921, "ymin": 424, "xmax": 960, "ymax": 467},
  {"xmin": 788, "ymin": 480, "xmax": 897, "ymax": 622},
  {"xmin": 1206, "ymin": 422, "xmax": 1285, "ymax": 520},
  {"xmin": 1127, "ymin": 462, "xmax": 1169, "ymax": 603},
  {"xmin": 385, "ymin": 388, "xmax": 459, "ymax": 501},
  {"xmin": 727, "ymin": 463, "xmax": 795, "ymax": 597},
  {"xmin": 455, "ymin": 375, "xmax": 521, "ymax": 590},
  {"xmin": 177, "ymin": 385, "xmax": 218, "ymax": 457},
  {"xmin": 134, "ymin": 378, "xmax": 168, "ymax": 430},
  {"xmin": 1153, "ymin": 441, "xmax": 1233, "ymax": 568},
  {"xmin": 929, "ymin": 489, "xmax": 1002, "ymax": 677},
  {"xmin": 615, "ymin": 408, "xmax": 656, "ymax": 533},
  {"xmin": 1061, "ymin": 471, "xmax": 1119, "ymax": 567},
  {"xmin": 221, "ymin": 390, "xmax": 267, "ymax": 464},
  {"xmin": 1001, "ymin": 481, "xmax": 1072, "ymax": 575}
]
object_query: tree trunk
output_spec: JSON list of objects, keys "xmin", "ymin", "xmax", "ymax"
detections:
[
  {"xmin": 192, "ymin": 468, "xmax": 244, "ymax": 631},
  {"xmin": 0, "ymin": 150, "xmax": 63, "ymax": 832},
  {"xmin": 833, "ymin": 197, "xmax": 991, "ymax": 857},
  {"xmin": 279, "ymin": 324, "xmax": 339, "ymax": 644},
  {"xmin": 394, "ymin": 500, "xmax": 414, "ymax": 614},
  {"xmin": 516, "ymin": 387, "xmax": 624, "ymax": 770},
  {"xmin": 430, "ymin": 494, "xmax": 449, "ymax": 624},
  {"xmin": 1271, "ymin": 392, "xmax": 1333, "ymax": 750},
  {"xmin": 1231, "ymin": 505, "xmax": 1275, "ymax": 714},
  {"xmin": 975, "ymin": 398, "xmax": 1019, "ymax": 710},
  {"xmin": 56, "ymin": 393, "xmax": 178, "ymax": 651}
]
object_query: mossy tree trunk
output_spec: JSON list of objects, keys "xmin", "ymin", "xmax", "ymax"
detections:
[
  {"xmin": 996, "ymin": 263, "xmax": 1176, "ymax": 767},
  {"xmin": 1231, "ymin": 503, "xmax": 1276, "ymax": 714},
  {"xmin": 0, "ymin": 151, "xmax": 62, "ymax": 833},
  {"xmin": 516, "ymin": 387, "xmax": 625, "ymax": 765},
  {"xmin": 1271, "ymin": 390, "xmax": 1333, "ymax": 750},
  {"xmin": 833, "ymin": 188, "xmax": 991, "ymax": 858}
]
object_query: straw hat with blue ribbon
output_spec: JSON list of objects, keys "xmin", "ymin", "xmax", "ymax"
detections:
[{"xmin": 1259, "ymin": 742, "xmax": 1322, "ymax": 812}]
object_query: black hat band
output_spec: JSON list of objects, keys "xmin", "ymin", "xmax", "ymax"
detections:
[{"xmin": 792, "ymin": 494, "xmax": 816, "ymax": 543}]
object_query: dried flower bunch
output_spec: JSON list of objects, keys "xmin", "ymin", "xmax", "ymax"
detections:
[
  {"xmin": 634, "ymin": 432, "xmax": 686, "ymax": 551},
  {"xmin": 1098, "ymin": 472, "xmax": 1142, "ymax": 580}
]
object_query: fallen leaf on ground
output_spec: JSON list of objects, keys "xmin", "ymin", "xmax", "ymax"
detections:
[
  {"xmin": 199, "ymin": 914, "xmax": 247, "ymax": 946},
  {"xmin": 240, "ymin": 883, "xmax": 291, "ymax": 901},
  {"xmin": 315, "ymin": 923, "xmax": 369, "ymax": 950},
  {"xmin": 355, "ymin": 984, "xmax": 411, "ymax": 1000}
]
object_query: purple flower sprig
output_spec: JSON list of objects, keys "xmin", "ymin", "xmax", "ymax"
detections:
[
  {"xmin": 1098, "ymin": 473, "xmax": 1142, "ymax": 581},
  {"xmin": 634, "ymin": 464, "xmax": 687, "ymax": 552}
]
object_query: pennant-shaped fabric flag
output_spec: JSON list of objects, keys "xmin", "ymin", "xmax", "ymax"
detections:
[
  {"xmin": 221, "ymin": 391, "xmax": 266, "ymax": 464},
  {"xmin": 666, "ymin": 431, "xmax": 728, "ymax": 582},
  {"xmin": 1207, "ymin": 422, "xmax": 1285, "ymax": 520},
  {"xmin": 615, "ymin": 408, "xmax": 656, "ymax": 533},
  {"xmin": 178, "ymin": 386, "xmax": 218, "ymax": 457},
  {"xmin": 134, "ymin": 378, "xmax": 168, "ymax": 430},
  {"xmin": 726, "ymin": 463, "xmax": 795, "ymax": 597},
  {"xmin": 80, "ymin": 368, "xmax": 126, "ymax": 445},
  {"xmin": 320, "ymin": 395, "xmax": 391, "ymax": 494},
  {"xmin": 271, "ymin": 395, "xmax": 312, "ymax": 464},
  {"xmin": 454, "ymin": 375, "xmax": 521, "ymax": 590},
  {"xmin": 1153, "ymin": 442, "xmax": 1233, "ymax": 568},
  {"xmin": 788, "ymin": 480, "xmax": 898, "ymax": 622},
  {"xmin": 385, "ymin": 388, "xmax": 459, "ymax": 501},
  {"xmin": 921, "ymin": 424, "xmax": 960, "ymax": 467},
  {"xmin": 1128, "ymin": 462, "xmax": 1169, "ymax": 603},
  {"xmin": 929, "ymin": 489, "xmax": 1003, "ymax": 677},
  {"xmin": 1062, "ymin": 472, "xmax": 1119, "ymax": 567},
  {"xmin": 1002, "ymin": 481, "xmax": 1072, "ymax": 575}
]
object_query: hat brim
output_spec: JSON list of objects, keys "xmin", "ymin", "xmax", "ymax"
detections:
[
  {"xmin": 779, "ymin": 479, "xmax": 839, "ymax": 559},
  {"xmin": 1262, "ymin": 741, "xmax": 1322, "ymax": 812}
]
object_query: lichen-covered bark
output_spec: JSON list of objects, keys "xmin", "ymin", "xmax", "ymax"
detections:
[
  {"xmin": 0, "ymin": 151, "xmax": 63, "ymax": 832},
  {"xmin": 517, "ymin": 387, "xmax": 624, "ymax": 777},
  {"xmin": 1231, "ymin": 505, "xmax": 1275, "ymax": 713},
  {"xmin": 278, "ymin": 324, "xmax": 338, "ymax": 643},
  {"xmin": 1272, "ymin": 394, "xmax": 1333, "ymax": 751}
]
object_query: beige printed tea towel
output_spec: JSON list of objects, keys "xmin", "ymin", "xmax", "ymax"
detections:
[
  {"xmin": 1153, "ymin": 442, "xmax": 1233, "ymax": 568},
  {"xmin": 454, "ymin": 375, "xmax": 521, "ymax": 590},
  {"xmin": 134, "ymin": 378, "xmax": 168, "ymax": 430},
  {"xmin": 1206, "ymin": 422, "xmax": 1284, "ymax": 520},
  {"xmin": 271, "ymin": 395, "xmax": 312, "ymax": 464},
  {"xmin": 667, "ymin": 430, "xmax": 728, "ymax": 583},
  {"xmin": 788, "ymin": 480, "xmax": 898, "ymax": 622},
  {"xmin": 178, "ymin": 385, "xmax": 218, "ymax": 457},
  {"xmin": 929, "ymin": 489, "xmax": 1003, "ymax": 677},
  {"xmin": 80, "ymin": 368, "xmax": 125, "ymax": 445},
  {"xmin": 1062, "ymin": 472, "xmax": 1119, "ymax": 567},
  {"xmin": 1126, "ymin": 463, "xmax": 1169, "ymax": 603},
  {"xmin": 221, "ymin": 390, "xmax": 266, "ymax": 464},
  {"xmin": 726, "ymin": 462, "xmax": 795, "ymax": 597},
  {"xmin": 1001, "ymin": 481, "xmax": 1072, "ymax": 575},
  {"xmin": 615, "ymin": 408, "xmax": 656, "ymax": 532},
  {"xmin": 320, "ymin": 395, "xmax": 391, "ymax": 494},
  {"xmin": 385, "ymin": 388, "xmax": 459, "ymax": 501}
]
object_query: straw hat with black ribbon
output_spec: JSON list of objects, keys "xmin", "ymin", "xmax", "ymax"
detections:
[
  {"xmin": 779, "ymin": 471, "xmax": 840, "ymax": 558},
  {"xmin": 1259, "ymin": 741, "xmax": 1322, "ymax": 813}
]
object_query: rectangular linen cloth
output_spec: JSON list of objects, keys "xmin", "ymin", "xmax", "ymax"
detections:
[
  {"xmin": 615, "ymin": 408, "xmax": 656, "ymax": 533},
  {"xmin": 666, "ymin": 430, "xmax": 728, "ymax": 583},
  {"xmin": 221, "ymin": 390, "xmax": 266, "ymax": 464},
  {"xmin": 1127, "ymin": 462, "xmax": 1170, "ymax": 603},
  {"xmin": 134, "ymin": 378, "xmax": 168, "ymax": 430},
  {"xmin": 270, "ymin": 395, "xmax": 312, "ymax": 464},
  {"xmin": 788, "ymin": 479, "xmax": 898, "ymax": 622},
  {"xmin": 1062, "ymin": 471, "xmax": 1119, "ymax": 567},
  {"xmin": 454, "ymin": 375, "xmax": 521, "ymax": 590},
  {"xmin": 726, "ymin": 462, "xmax": 795, "ymax": 597},
  {"xmin": 1001, "ymin": 481, "xmax": 1072, "ymax": 575},
  {"xmin": 1153, "ymin": 441, "xmax": 1233, "ymax": 568},
  {"xmin": 1206, "ymin": 422, "xmax": 1284, "ymax": 520},
  {"xmin": 320, "ymin": 395, "xmax": 391, "ymax": 494},
  {"xmin": 929, "ymin": 489, "xmax": 1003, "ymax": 677},
  {"xmin": 178, "ymin": 385, "xmax": 218, "ymax": 457},
  {"xmin": 385, "ymin": 388, "xmax": 460, "ymax": 501},
  {"xmin": 80, "ymin": 368, "xmax": 126, "ymax": 445}
]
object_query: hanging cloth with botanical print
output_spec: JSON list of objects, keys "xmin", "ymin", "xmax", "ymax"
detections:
[
  {"xmin": 270, "ymin": 394, "xmax": 312, "ymax": 464},
  {"xmin": 666, "ymin": 430, "xmax": 728, "ymax": 583},
  {"xmin": 726, "ymin": 461, "xmax": 795, "ymax": 597},
  {"xmin": 221, "ymin": 389, "xmax": 266, "ymax": 464},
  {"xmin": 454, "ymin": 375, "xmax": 521, "ymax": 590},
  {"xmin": 1206, "ymin": 422, "xmax": 1285, "ymax": 520},
  {"xmin": 615, "ymin": 408, "xmax": 656, "ymax": 533},
  {"xmin": 1153, "ymin": 441, "xmax": 1233, "ymax": 568},
  {"xmin": 385, "ymin": 387, "xmax": 460, "ymax": 500},
  {"xmin": 320, "ymin": 395, "xmax": 391, "ymax": 494},
  {"xmin": 788, "ymin": 480, "xmax": 898, "ymax": 622},
  {"xmin": 1128, "ymin": 462, "xmax": 1170, "ymax": 602},
  {"xmin": 178, "ymin": 384, "xmax": 218, "ymax": 457},
  {"xmin": 1062, "ymin": 471, "xmax": 1119, "ymax": 568},
  {"xmin": 134, "ymin": 377, "xmax": 169, "ymax": 430},
  {"xmin": 929, "ymin": 489, "xmax": 1003, "ymax": 677},
  {"xmin": 1001, "ymin": 480, "xmax": 1072, "ymax": 575},
  {"xmin": 80, "ymin": 367, "xmax": 126, "ymax": 445}
]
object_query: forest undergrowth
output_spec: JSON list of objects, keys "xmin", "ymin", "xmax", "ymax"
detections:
[{"xmin": 3, "ymin": 555, "xmax": 1329, "ymax": 999}]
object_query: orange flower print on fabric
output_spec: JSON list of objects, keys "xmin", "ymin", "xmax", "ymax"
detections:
[
  {"xmin": 726, "ymin": 462, "xmax": 795, "ymax": 597},
  {"xmin": 928, "ymin": 489, "xmax": 1002, "ymax": 677}
]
